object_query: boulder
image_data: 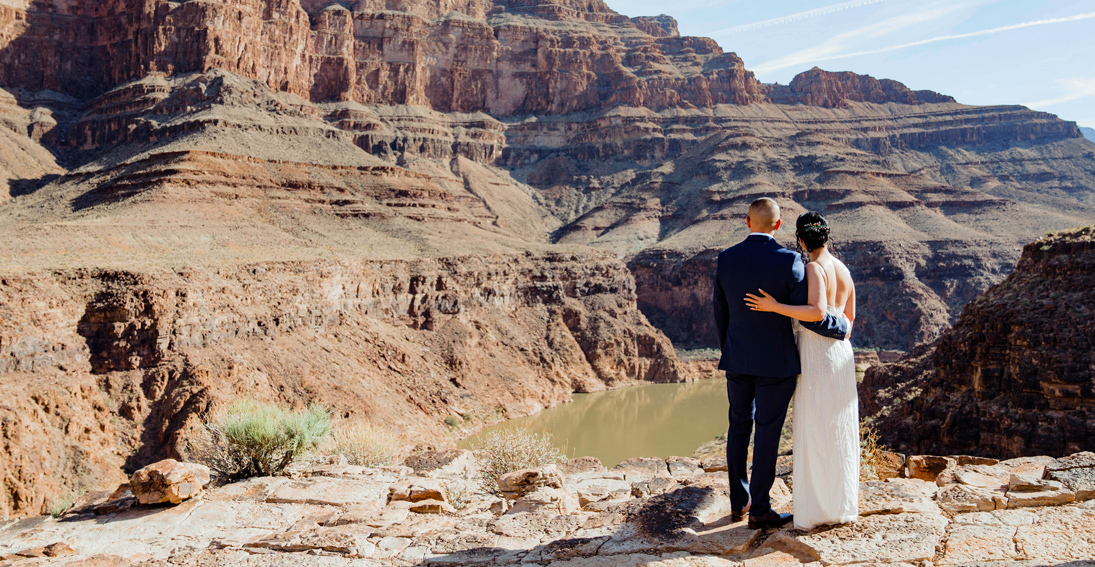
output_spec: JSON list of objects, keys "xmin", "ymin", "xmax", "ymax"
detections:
[
  {"xmin": 130, "ymin": 459, "xmax": 211, "ymax": 505},
  {"xmin": 389, "ymin": 478, "xmax": 448, "ymax": 503},
  {"xmin": 409, "ymin": 499, "xmax": 456, "ymax": 514},
  {"xmin": 498, "ymin": 465, "xmax": 568, "ymax": 499},
  {"xmin": 574, "ymin": 478, "xmax": 631, "ymax": 506},
  {"xmin": 906, "ymin": 455, "xmax": 956, "ymax": 482},
  {"xmin": 666, "ymin": 457, "xmax": 703, "ymax": 478},
  {"xmin": 402, "ymin": 449, "xmax": 475, "ymax": 476},
  {"xmin": 700, "ymin": 457, "xmax": 727, "ymax": 473},
  {"xmin": 611, "ymin": 458, "xmax": 670, "ymax": 482},
  {"xmin": 561, "ymin": 457, "xmax": 606, "ymax": 476},
  {"xmin": 508, "ymin": 486, "xmax": 580, "ymax": 515},
  {"xmin": 1044, "ymin": 451, "xmax": 1095, "ymax": 501}
]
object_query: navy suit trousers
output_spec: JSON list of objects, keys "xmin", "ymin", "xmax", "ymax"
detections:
[{"xmin": 725, "ymin": 371, "xmax": 797, "ymax": 517}]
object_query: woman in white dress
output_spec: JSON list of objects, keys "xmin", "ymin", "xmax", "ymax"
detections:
[{"xmin": 743, "ymin": 211, "xmax": 859, "ymax": 530}]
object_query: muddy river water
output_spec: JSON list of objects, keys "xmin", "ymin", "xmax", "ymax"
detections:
[{"xmin": 458, "ymin": 379, "xmax": 728, "ymax": 468}]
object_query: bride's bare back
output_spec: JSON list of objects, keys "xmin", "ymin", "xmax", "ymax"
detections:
[{"xmin": 811, "ymin": 250, "xmax": 856, "ymax": 324}]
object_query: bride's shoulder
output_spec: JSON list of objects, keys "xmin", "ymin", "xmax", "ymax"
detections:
[{"xmin": 832, "ymin": 258, "xmax": 853, "ymax": 279}]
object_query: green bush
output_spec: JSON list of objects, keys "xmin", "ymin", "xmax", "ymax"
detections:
[
  {"xmin": 472, "ymin": 427, "xmax": 566, "ymax": 495},
  {"xmin": 204, "ymin": 400, "xmax": 331, "ymax": 480}
]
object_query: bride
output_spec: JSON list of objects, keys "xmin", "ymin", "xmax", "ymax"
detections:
[{"xmin": 743, "ymin": 211, "xmax": 859, "ymax": 530}]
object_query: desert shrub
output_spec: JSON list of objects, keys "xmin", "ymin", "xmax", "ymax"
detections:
[
  {"xmin": 860, "ymin": 422, "xmax": 889, "ymax": 480},
  {"xmin": 444, "ymin": 479, "xmax": 473, "ymax": 510},
  {"xmin": 472, "ymin": 427, "xmax": 566, "ymax": 495},
  {"xmin": 328, "ymin": 420, "xmax": 398, "ymax": 467},
  {"xmin": 203, "ymin": 400, "xmax": 331, "ymax": 480},
  {"xmin": 48, "ymin": 491, "xmax": 80, "ymax": 518}
]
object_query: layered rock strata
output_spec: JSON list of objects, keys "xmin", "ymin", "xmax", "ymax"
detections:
[
  {"xmin": 0, "ymin": 449, "xmax": 1093, "ymax": 565},
  {"xmin": 0, "ymin": 252, "xmax": 687, "ymax": 518},
  {"xmin": 862, "ymin": 226, "xmax": 1095, "ymax": 457}
]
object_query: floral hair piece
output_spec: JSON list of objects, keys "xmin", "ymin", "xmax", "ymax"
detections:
[{"xmin": 802, "ymin": 221, "xmax": 827, "ymax": 232}]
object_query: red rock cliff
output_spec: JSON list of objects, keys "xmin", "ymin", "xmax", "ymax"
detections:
[{"xmin": 861, "ymin": 226, "xmax": 1095, "ymax": 458}]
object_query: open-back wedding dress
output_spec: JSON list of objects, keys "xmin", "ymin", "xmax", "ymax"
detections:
[{"xmin": 792, "ymin": 305, "xmax": 859, "ymax": 530}]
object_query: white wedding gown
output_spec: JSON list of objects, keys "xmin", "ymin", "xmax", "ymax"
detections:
[{"xmin": 792, "ymin": 305, "xmax": 859, "ymax": 530}]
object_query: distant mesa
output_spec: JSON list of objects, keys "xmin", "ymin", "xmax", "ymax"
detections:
[{"xmin": 1082, "ymin": 126, "xmax": 1095, "ymax": 142}]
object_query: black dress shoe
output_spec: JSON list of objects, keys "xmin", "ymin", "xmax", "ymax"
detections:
[{"xmin": 747, "ymin": 511, "xmax": 793, "ymax": 529}]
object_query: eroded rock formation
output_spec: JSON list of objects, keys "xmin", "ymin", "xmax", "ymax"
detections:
[
  {"xmin": 0, "ymin": 253, "xmax": 687, "ymax": 517},
  {"xmin": 862, "ymin": 226, "xmax": 1095, "ymax": 458}
]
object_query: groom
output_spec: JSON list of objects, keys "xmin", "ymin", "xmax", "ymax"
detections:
[{"xmin": 712, "ymin": 198, "xmax": 849, "ymax": 529}]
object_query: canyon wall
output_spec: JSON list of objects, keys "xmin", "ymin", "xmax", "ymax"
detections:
[
  {"xmin": 861, "ymin": 226, "xmax": 1095, "ymax": 458},
  {"xmin": 0, "ymin": 251, "xmax": 689, "ymax": 517},
  {"xmin": 1, "ymin": 0, "xmax": 1095, "ymax": 517}
]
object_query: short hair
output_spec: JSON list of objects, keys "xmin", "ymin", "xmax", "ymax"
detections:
[
  {"xmin": 796, "ymin": 211, "xmax": 830, "ymax": 251},
  {"xmin": 748, "ymin": 198, "xmax": 780, "ymax": 231}
]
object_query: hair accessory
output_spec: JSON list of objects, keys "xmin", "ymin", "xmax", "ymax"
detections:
[{"xmin": 802, "ymin": 221, "xmax": 827, "ymax": 232}]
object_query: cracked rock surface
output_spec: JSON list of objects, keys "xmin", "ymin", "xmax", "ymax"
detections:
[{"xmin": 2, "ymin": 450, "xmax": 1095, "ymax": 566}]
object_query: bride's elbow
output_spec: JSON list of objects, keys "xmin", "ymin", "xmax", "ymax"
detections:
[{"xmin": 804, "ymin": 308, "xmax": 824, "ymax": 322}]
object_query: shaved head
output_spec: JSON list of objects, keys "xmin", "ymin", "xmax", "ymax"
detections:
[{"xmin": 748, "ymin": 198, "xmax": 780, "ymax": 232}]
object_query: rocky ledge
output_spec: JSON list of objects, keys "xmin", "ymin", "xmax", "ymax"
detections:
[{"xmin": 2, "ymin": 450, "xmax": 1094, "ymax": 566}]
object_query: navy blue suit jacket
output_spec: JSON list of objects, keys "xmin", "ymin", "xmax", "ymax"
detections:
[{"xmin": 713, "ymin": 234, "xmax": 849, "ymax": 377}]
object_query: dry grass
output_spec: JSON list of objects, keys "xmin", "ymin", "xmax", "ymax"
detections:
[
  {"xmin": 860, "ymin": 422, "xmax": 890, "ymax": 481},
  {"xmin": 472, "ymin": 427, "xmax": 566, "ymax": 495},
  {"xmin": 326, "ymin": 420, "xmax": 400, "ymax": 467}
]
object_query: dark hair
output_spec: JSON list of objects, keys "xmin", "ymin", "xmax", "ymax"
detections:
[{"xmin": 795, "ymin": 211, "xmax": 830, "ymax": 251}]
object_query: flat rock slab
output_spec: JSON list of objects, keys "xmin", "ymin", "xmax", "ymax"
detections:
[
  {"xmin": 245, "ymin": 524, "xmax": 375, "ymax": 557},
  {"xmin": 266, "ymin": 478, "xmax": 387, "ymax": 507},
  {"xmin": 772, "ymin": 512, "xmax": 947, "ymax": 564},
  {"xmin": 596, "ymin": 522, "xmax": 760, "ymax": 557},
  {"xmin": 858, "ymin": 479, "xmax": 939, "ymax": 516},
  {"xmin": 534, "ymin": 552, "xmax": 743, "ymax": 567},
  {"xmin": 1006, "ymin": 487, "xmax": 1075, "ymax": 509},
  {"xmin": 937, "ymin": 483, "xmax": 1005, "ymax": 514},
  {"xmin": 938, "ymin": 523, "xmax": 1021, "ymax": 565},
  {"xmin": 1015, "ymin": 505, "xmax": 1095, "ymax": 562}
]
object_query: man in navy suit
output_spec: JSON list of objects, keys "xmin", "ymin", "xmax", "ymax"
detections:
[{"xmin": 713, "ymin": 198, "xmax": 849, "ymax": 529}]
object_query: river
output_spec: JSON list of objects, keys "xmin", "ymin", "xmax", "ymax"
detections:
[{"xmin": 458, "ymin": 379, "xmax": 727, "ymax": 468}]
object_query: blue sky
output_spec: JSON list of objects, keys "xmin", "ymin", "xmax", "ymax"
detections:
[{"xmin": 604, "ymin": 0, "xmax": 1095, "ymax": 128}]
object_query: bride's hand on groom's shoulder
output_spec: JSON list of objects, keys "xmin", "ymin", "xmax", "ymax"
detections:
[{"xmin": 744, "ymin": 289, "xmax": 777, "ymax": 312}]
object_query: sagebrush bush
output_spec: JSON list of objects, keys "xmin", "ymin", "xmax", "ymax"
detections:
[
  {"xmin": 472, "ymin": 427, "xmax": 566, "ymax": 495},
  {"xmin": 203, "ymin": 400, "xmax": 331, "ymax": 480},
  {"xmin": 328, "ymin": 420, "xmax": 399, "ymax": 467}
]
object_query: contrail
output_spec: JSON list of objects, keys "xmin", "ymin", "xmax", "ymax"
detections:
[
  {"xmin": 706, "ymin": 0, "xmax": 888, "ymax": 37},
  {"xmin": 756, "ymin": 11, "xmax": 1095, "ymax": 73}
]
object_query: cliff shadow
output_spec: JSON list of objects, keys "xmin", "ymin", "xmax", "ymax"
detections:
[{"xmin": 6, "ymin": 173, "xmax": 60, "ymax": 198}]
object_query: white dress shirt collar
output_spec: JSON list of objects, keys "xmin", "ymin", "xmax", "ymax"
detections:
[{"xmin": 749, "ymin": 232, "xmax": 775, "ymax": 240}]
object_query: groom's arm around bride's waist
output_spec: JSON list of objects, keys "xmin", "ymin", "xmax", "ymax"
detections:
[{"xmin": 799, "ymin": 314, "xmax": 849, "ymax": 341}]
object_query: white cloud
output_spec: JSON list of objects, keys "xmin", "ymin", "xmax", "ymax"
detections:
[
  {"xmin": 754, "ymin": 10, "xmax": 1095, "ymax": 74},
  {"xmin": 706, "ymin": 0, "xmax": 888, "ymax": 37},
  {"xmin": 1023, "ymin": 77, "xmax": 1095, "ymax": 108},
  {"xmin": 751, "ymin": 5, "xmax": 960, "ymax": 74}
]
